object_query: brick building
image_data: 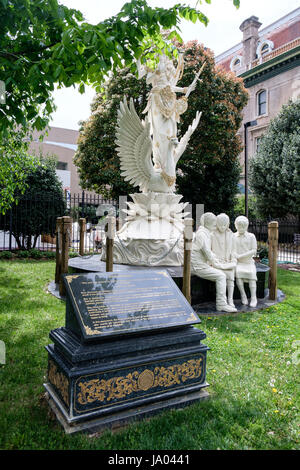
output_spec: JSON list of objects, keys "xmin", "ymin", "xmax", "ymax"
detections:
[
  {"xmin": 215, "ymin": 7, "xmax": 300, "ymax": 193},
  {"xmin": 29, "ymin": 126, "xmax": 97, "ymax": 197}
]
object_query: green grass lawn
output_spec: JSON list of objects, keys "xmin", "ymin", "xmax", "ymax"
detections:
[{"xmin": 0, "ymin": 260, "xmax": 299, "ymax": 450}]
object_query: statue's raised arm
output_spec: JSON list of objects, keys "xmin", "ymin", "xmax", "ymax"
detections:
[{"xmin": 138, "ymin": 53, "xmax": 204, "ymax": 174}]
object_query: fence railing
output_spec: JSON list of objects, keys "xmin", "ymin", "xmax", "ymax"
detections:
[
  {"xmin": 249, "ymin": 218, "xmax": 300, "ymax": 264},
  {"xmin": 0, "ymin": 193, "xmax": 118, "ymax": 254},
  {"xmin": 1, "ymin": 195, "xmax": 299, "ymax": 264}
]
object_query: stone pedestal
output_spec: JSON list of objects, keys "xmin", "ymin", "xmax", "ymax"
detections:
[
  {"xmin": 101, "ymin": 192, "xmax": 188, "ymax": 267},
  {"xmin": 45, "ymin": 326, "xmax": 208, "ymax": 433},
  {"xmin": 44, "ymin": 271, "xmax": 209, "ymax": 434}
]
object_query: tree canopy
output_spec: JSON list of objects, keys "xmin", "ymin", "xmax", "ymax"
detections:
[
  {"xmin": 74, "ymin": 41, "xmax": 248, "ymax": 217},
  {"xmin": 0, "ymin": 130, "xmax": 37, "ymax": 214},
  {"xmin": 0, "ymin": 158, "xmax": 66, "ymax": 249},
  {"xmin": 249, "ymin": 99, "xmax": 300, "ymax": 219},
  {"xmin": 0, "ymin": 0, "xmax": 239, "ymax": 135}
]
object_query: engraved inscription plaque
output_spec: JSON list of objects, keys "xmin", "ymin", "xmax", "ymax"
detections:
[{"xmin": 63, "ymin": 270, "xmax": 200, "ymax": 340}]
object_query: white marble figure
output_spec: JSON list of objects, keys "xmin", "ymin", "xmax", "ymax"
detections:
[
  {"xmin": 211, "ymin": 213, "xmax": 237, "ymax": 309},
  {"xmin": 233, "ymin": 215, "xmax": 258, "ymax": 307},
  {"xmin": 137, "ymin": 53, "xmax": 203, "ymax": 172},
  {"xmin": 102, "ymin": 51, "xmax": 204, "ymax": 266},
  {"xmin": 116, "ymin": 54, "xmax": 203, "ymax": 194},
  {"xmin": 191, "ymin": 212, "xmax": 237, "ymax": 313}
]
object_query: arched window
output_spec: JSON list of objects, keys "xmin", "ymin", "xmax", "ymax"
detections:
[
  {"xmin": 230, "ymin": 55, "xmax": 243, "ymax": 73},
  {"xmin": 256, "ymin": 40, "xmax": 274, "ymax": 59},
  {"xmin": 257, "ymin": 90, "xmax": 267, "ymax": 116}
]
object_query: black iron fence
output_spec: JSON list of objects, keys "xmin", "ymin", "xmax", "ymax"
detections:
[
  {"xmin": 249, "ymin": 217, "xmax": 300, "ymax": 264},
  {"xmin": 1, "ymin": 194, "xmax": 299, "ymax": 264},
  {"xmin": 0, "ymin": 193, "xmax": 117, "ymax": 254}
]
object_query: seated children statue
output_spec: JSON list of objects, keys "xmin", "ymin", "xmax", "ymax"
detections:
[
  {"xmin": 233, "ymin": 215, "xmax": 258, "ymax": 307},
  {"xmin": 191, "ymin": 212, "xmax": 237, "ymax": 313},
  {"xmin": 211, "ymin": 213, "xmax": 237, "ymax": 309}
]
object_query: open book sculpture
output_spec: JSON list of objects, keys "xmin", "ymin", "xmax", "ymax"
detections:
[{"xmin": 101, "ymin": 52, "xmax": 204, "ymax": 266}]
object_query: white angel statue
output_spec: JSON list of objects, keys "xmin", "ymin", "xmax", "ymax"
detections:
[{"xmin": 115, "ymin": 53, "xmax": 204, "ymax": 194}]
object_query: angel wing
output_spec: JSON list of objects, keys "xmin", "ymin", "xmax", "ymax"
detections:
[
  {"xmin": 174, "ymin": 111, "xmax": 202, "ymax": 164},
  {"xmin": 115, "ymin": 97, "xmax": 154, "ymax": 193}
]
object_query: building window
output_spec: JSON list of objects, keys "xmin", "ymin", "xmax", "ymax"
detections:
[
  {"xmin": 256, "ymin": 136, "xmax": 263, "ymax": 152},
  {"xmin": 257, "ymin": 90, "xmax": 267, "ymax": 116},
  {"xmin": 261, "ymin": 43, "xmax": 269, "ymax": 55},
  {"xmin": 230, "ymin": 55, "xmax": 243, "ymax": 73},
  {"xmin": 256, "ymin": 39, "xmax": 274, "ymax": 59},
  {"xmin": 56, "ymin": 161, "xmax": 68, "ymax": 171}
]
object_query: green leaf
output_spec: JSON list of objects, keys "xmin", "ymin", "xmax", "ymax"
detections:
[{"xmin": 54, "ymin": 65, "xmax": 62, "ymax": 79}]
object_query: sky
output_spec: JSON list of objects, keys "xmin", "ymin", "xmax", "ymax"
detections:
[{"xmin": 49, "ymin": 0, "xmax": 299, "ymax": 130}]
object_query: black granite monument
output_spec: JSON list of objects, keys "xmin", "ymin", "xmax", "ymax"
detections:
[{"xmin": 44, "ymin": 270, "xmax": 209, "ymax": 433}]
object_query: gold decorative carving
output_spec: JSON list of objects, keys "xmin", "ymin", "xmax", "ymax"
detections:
[
  {"xmin": 48, "ymin": 360, "xmax": 69, "ymax": 407},
  {"xmin": 84, "ymin": 325, "xmax": 102, "ymax": 335},
  {"xmin": 161, "ymin": 170, "xmax": 176, "ymax": 187},
  {"xmin": 76, "ymin": 357, "xmax": 203, "ymax": 406},
  {"xmin": 153, "ymin": 85, "xmax": 176, "ymax": 119},
  {"xmin": 157, "ymin": 271, "xmax": 169, "ymax": 278},
  {"xmin": 138, "ymin": 369, "xmax": 155, "ymax": 391},
  {"xmin": 65, "ymin": 275, "xmax": 80, "ymax": 283},
  {"xmin": 186, "ymin": 312, "xmax": 199, "ymax": 322}
]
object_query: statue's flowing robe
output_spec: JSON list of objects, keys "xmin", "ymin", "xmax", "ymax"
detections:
[
  {"xmin": 143, "ymin": 69, "xmax": 187, "ymax": 169},
  {"xmin": 191, "ymin": 226, "xmax": 228, "ymax": 309},
  {"xmin": 233, "ymin": 232, "xmax": 257, "ymax": 281},
  {"xmin": 211, "ymin": 229, "xmax": 235, "ymax": 281}
]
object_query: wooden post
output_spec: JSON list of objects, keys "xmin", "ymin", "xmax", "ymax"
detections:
[
  {"xmin": 106, "ymin": 216, "xmax": 115, "ymax": 272},
  {"xmin": 268, "ymin": 221, "xmax": 278, "ymax": 301},
  {"xmin": 79, "ymin": 218, "xmax": 86, "ymax": 256},
  {"xmin": 55, "ymin": 217, "xmax": 62, "ymax": 284},
  {"xmin": 59, "ymin": 216, "xmax": 73, "ymax": 296},
  {"xmin": 182, "ymin": 218, "xmax": 193, "ymax": 304}
]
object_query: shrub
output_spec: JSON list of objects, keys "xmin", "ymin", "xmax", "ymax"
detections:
[
  {"xmin": 0, "ymin": 251, "xmax": 13, "ymax": 259},
  {"xmin": 0, "ymin": 162, "xmax": 66, "ymax": 250},
  {"xmin": 17, "ymin": 251, "xmax": 30, "ymax": 258},
  {"xmin": 250, "ymin": 99, "xmax": 300, "ymax": 218},
  {"xmin": 28, "ymin": 249, "xmax": 43, "ymax": 259}
]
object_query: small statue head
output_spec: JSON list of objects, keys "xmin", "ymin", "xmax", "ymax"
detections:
[
  {"xmin": 216, "ymin": 213, "xmax": 230, "ymax": 233},
  {"xmin": 157, "ymin": 53, "xmax": 175, "ymax": 78},
  {"xmin": 234, "ymin": 215, "xmax": 249, "ymax": 234},
  {"xmin": 200, "ymin": 212, "xmax": 217, "ymax": 232}
]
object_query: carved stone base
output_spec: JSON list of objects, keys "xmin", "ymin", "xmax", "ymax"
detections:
[
  {"xmin": 44, "ymin": 386, "xmax": 209, "ymax": 435},
  {"xmin": 102, "ymin": 236, "xmax": 184, "ymax": 266},
  {"xmin": 101, "ymin": 191, "xmax": 188, "ymax": 266},
  {"xmin": 44, "ymin": 326, "xmax": 208, "ymax": 433}
]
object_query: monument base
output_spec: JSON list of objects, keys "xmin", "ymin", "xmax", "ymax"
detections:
[
  {"xmin": 44, "ymin": 386, "xmax": 209, "ymax": 435},
  {"xmin": 44, "ymin": 326, "xmax": 208, "ymax": 434}
]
